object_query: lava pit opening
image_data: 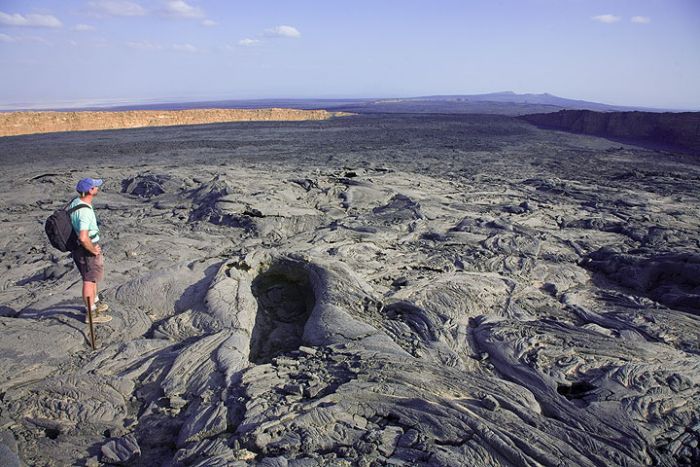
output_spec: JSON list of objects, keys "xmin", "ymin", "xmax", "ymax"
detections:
[{"xmin": 249, "ymin": 264, "xmax": 316, "ymax": 363}]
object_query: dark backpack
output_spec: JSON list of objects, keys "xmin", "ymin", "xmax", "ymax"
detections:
[{"xmin": 45, "ymin": 203, "xmax": 90, "ymax": 252}]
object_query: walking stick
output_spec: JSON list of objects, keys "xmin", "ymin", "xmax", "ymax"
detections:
[{"xmin": 87, "ymin": 296, "xmax": 96, "ymax": 350}]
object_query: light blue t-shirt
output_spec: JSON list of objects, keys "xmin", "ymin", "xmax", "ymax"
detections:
[{"xmin": 69, "ymin": 197, "xmax": 100, "ymax": 243}]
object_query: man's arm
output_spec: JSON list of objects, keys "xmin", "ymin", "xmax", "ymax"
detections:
[{"xmin": 78, "ymin": 230, "xmax": 101, "ymax": 255}]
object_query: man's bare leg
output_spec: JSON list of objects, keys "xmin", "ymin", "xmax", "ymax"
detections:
[{"xmin": 82, "ymin": 280, "xmax": 96, "ymax": 313}]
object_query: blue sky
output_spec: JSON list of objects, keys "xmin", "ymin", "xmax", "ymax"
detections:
[{"xmin": 1, "ymin": 0, "xmax": 699, "ymax": 109}]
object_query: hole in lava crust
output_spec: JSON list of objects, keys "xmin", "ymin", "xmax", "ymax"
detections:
[
  {"xmin": 249, "ymin": 265, "xmax": 315, "ymax": 363},
  {"xmin": 557, "ymin": 381, "xmax": 596, "ymax": 400}
]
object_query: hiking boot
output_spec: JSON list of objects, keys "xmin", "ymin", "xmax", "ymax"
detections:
[
  {"xmin": 85, "ymin": 313, "xmax": 112, "ymax": 324},
  {"xmin": 93, "ymin": 302, "xmax": 109, "ymax": 314}
]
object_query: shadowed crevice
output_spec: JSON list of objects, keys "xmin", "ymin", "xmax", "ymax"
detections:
[
  {"xmin": 249, "ymin": 265, "xmax": 315, "ymax": 364},
  {"xmin": 557, "ymin": 381, "xmax": 596, "ymax": 401}
]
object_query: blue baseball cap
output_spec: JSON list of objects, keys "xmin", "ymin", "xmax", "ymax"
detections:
[{"xmin": 76, "ymin": 178, "xmax": 103, "ymax": 193}]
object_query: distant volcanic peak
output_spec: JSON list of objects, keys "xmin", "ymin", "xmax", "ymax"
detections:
[
  {"xmin": 404, "ymin": 92, "xmax": 630, "ymax": 111},
  {"xmin": 483, "ymin": 91, "xmax": 517, "ymax": 97}
]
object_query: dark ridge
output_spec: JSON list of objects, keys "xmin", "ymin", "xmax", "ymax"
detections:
[{"xmin": 519, "ymin": 110, "xmax": 700, "ymax": 155}]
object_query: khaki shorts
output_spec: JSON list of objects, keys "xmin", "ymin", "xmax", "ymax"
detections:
[{"xmin": 72, "ymin": 246, "xmax": 104, "ymax": 283}]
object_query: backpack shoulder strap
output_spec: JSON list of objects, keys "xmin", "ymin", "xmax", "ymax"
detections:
[{"xmin": 66, "ymin": 203, "xmax": 91, "ymax": 214}]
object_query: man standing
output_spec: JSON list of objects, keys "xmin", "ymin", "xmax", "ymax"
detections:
[{"xmin": 70, "ymin": 177, "xmax": 112, "ymax": 324}]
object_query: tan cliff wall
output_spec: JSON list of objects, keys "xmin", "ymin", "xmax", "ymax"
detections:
[
  {"xmin": 520, "ymin": 110, "xmax": 700, "ymax": 154},
  {"xmin": 0, "ymin": 108, "xmax": 350, "ymax": 137}
]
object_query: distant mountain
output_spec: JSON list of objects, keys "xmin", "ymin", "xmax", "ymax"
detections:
[
  {"xmin": 408, "ymin": 92, "xmax": 636, "ymax": 110},
  {"xmin": 366, "ymin": 92, "xmax": 660, "ymax": 113},
  {"xmin": 1, "ymin": 92, "xmax": 672, "ymax": 116},
  {"xmin": 300, "ymin": 92, "xmax": 663, "ymax": 116}
]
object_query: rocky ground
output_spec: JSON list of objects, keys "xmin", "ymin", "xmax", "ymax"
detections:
[{"xmin": 0, "ymin": 114, "xmax": 698, "ymax": 466}]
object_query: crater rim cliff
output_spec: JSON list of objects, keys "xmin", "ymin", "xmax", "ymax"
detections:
[{"xmin": 0, "ymin": 108, "xmax": 351, "ymax": 137}]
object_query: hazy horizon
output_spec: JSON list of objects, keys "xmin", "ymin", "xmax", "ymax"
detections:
[{"xmin": 1, "ymin": 0, "xmax": 699, "ymax": 110}]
